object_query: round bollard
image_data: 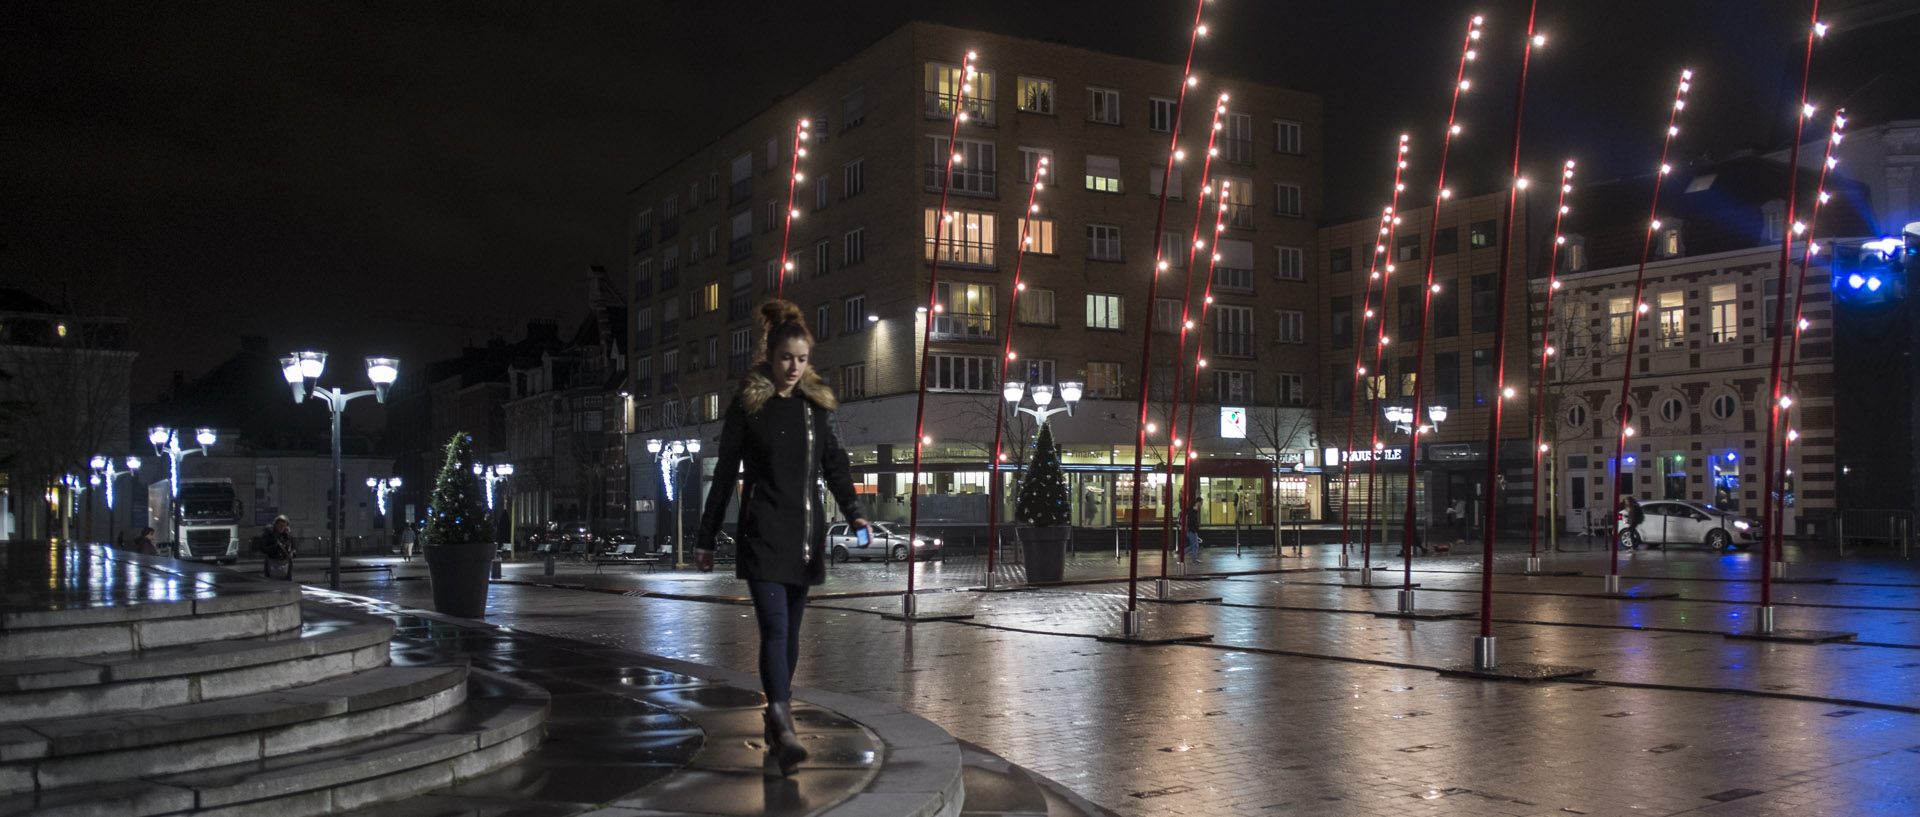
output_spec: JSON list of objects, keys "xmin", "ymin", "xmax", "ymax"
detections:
[
  {"xmin": 544, "ymin": 555, "xmax": 557, "ymax": 577},
  {"xmin": 490, "ymin": 559, "xmax": 503, "ymax": 580}
]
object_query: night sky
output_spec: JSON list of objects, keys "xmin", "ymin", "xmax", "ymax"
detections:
[{"xmin": 4, "ymin": 1, "xmax": 1915, "ymax": 405}]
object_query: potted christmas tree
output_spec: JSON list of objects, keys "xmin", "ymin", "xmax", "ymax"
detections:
[
  {"xmin": 422, "ymin": 432, "xmax": 495, "ymax": 617},
  {"xmin": 1014, "ymin": 420, "xmax": 1072, "ymax": 583}
]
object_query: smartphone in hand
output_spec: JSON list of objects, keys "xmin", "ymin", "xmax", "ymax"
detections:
[{"xmin": 855, "ymin": 525, "xmax": 870, "ymax": 547}]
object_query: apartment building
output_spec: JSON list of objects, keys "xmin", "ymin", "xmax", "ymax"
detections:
[
  {"xmin": 1315, "ymin": 190, "xmax": 1534, "ymax": 534},
  {"xmin": 624, "ymin": 22, "xmax": 1324, "ymax": 538},
  {"xmin": 1533, "ymin": 155, "xmax": 1885, "ymax": 539}
]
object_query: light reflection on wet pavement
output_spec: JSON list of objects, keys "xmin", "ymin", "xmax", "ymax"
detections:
[{"xmin": 322, "ymin": 542, "xmax": 1920, "ymax": 816}]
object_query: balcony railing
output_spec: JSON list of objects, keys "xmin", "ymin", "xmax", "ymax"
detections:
[
  {"xmin": 632, "ymin": 376, "xmax": 652, "ymax": 396},
  {"xmin": 659, "ymin": 372, "xmax": 678, "ymax": 394},
  {"xmin": 1212, "ymin": 266, "xmax": 1253, "ymax": 294},
  {"xmin": 925, "ymin": 91, "xmax": 995, "ymax": 125},
  {"xmin": 633, "ymin": 325, "xmax": 651, "ymax": 348},
  {"xmin": 728, "ymin": 178, "xmax": 752, "ymax": 207},
  {"xmin": 727, "ymin": 352, "xmax": 751, "ymax": 378},
  {"xmin": 930, "ymin": 312, "xmax": 996, "ymax": 342},
  {"xmin": 633, "ymin": 276, "xmax": 653, "ymax": 298},
  {"xmin": 633, "ymin": 233, "xmax": 652, "ymax": 253},
  {"xmin": 661, "ymin": 267, "xmax": 679, "ymax": 290},
  {"xmin": 728, "ymin": 292, "xmax": 750, "ymax": 322},
  {"xmin": 659, "ymin": 216, "xmax": 679, "ymax": 240},
  {"xmin": 1225, "ymin": 202, "xmax": 1254, "ymax": 229},
  {"xmin": 1215, "ymin": 330, "xmax": 1255, "ymax": 358},
  {"xmin": 922, "ymin": 165, "xmax": 996, "ymax": 197},
  {"xmin": 661, "ymin": 320, "xmax": 680, "ymax": 343},
  {"xmin": 728, "ymin": 236, "xmax": 752, "ymax": 264}
]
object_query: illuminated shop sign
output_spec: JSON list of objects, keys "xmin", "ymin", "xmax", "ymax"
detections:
[{"xmin": 1323, "ymin": 446, "xmax": 1406, "ymax": 464}]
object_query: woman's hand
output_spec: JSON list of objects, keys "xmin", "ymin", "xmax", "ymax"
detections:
[{"xmin": 695, "ymin": 549, "xmax": 714, "ymax": 573}]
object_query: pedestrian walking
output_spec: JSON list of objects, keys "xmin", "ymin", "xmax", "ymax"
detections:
[
  {"xmin": 132, "ymin": 527, "xmax": 157, "ymax": 556},
  {"xmin": 254, "ymin": 515, "xmax": 297, "ymax": 580},
  {"xmin": 1620, "ymin": 496, "xmax": 1646, "ymax": 551},
  {"xmin": 1182, "ymin": 498, "xmax": 1202, "ymax": 562},
  {"xmin": 695, "ymin": 299, "xmax": 869, "ymax": 777},
  {"xmin": 400, "ymin": 523, "xmax": 417, "ymax": 562}
]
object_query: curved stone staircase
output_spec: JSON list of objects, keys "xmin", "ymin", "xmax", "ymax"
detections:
[{"xmin": 0, "ymin": 545, "xmax": 547, "ymax": 816}]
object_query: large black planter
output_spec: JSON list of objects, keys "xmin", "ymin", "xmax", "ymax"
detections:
[
  {"xmin": 425, "ymin": 541, "xmax": 495, "ymax": 617},
  {"xmin": 1020, "ymin": 527, "xmax": 1070, "ymax": 584}
]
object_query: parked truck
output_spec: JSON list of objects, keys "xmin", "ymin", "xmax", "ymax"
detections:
[{"xmin": 149, "ymin": 478, "xmax": 245, "ymax": 563}]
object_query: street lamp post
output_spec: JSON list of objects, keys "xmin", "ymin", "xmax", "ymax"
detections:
[
  {"xmin": 282, "ymin": 351, "xmax": 399, "ymax": 589},
  {"xmin": 149, "ymin": 426, "xmax": 217, "ymax": 550},
  {"xmin": 366, "ymin": 476, "xmax": 401, "ymax": 551},
  {"xmin": 1381, "ymin": 402, "xmax": 1445, "ymax": 604},
  {"xmin": 90, "ymin": 455, "xmax": 141, "ymax": 547},
  {"xmin": 998, "ymin": 381, "xmax": 1082, "ymax": 590},
  {"xmin": 646, "ymin": 439, "xmax": 701, "ymax": 567},
  {"xmin": 472, "ymin": 463, "xmax": 513, "ymax": 555}
]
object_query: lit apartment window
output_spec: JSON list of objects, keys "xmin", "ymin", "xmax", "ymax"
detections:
[
  {"xmin": 1273, "ymin": 309, "xmax": 1304, "ymax": 343},
  {"xmin": 1273, "ymin": 182, "xmax": 1303, "ymax": 217},
  {"xmin": 1018, "ymin": 217, "xmax": 1056, "ymax": 255},
  {"xmin": 1149, "ymin": 97, "xmax": 1177, "ymax": 133},
  {"xmin": 1017, "ymin": 76, "xmax": 1054, "ymax": 114},
  {"xmin": 930, "ymin": 354, "xmax": 995, "ymax": 392},
  {"xmin": 843, "ymin": 158, "xmax": 865, "ymax": 197},
  {"xmin": 1223, "ymin": 113, "xmax": 1253, "ymax": 164},
  {"xmin": 1019, "ymin": 147, "xmax": 1052, "ymax": 183},
  {"xmin": 1086, "ymin": 224, "xmax": 1122, "ymax": 261},
  {"xmin": 1709, "ymin": 284, "xmax": 1738, "ymax": 343},
  {"xmin": 1216, "ymin": 306, "xmax": 1254, "ymax": 357},
  {"xmin": 1087, "ymin": 87, "xmax": 1120, "ymax": 124},
  {"xmin": 1273, "ymin": 119, "xmax": 1303, "ymax": 154},
  {"xmin": 1470, "ymin": 220, "xmax": 1497, "ymax": 249},
  {"xmin": 1658, "ymin": 290, "xmax": 1685, "ymax": 348},
  {"xmin": 1086, "ymin": 362, "xmax": 1124, "ymax": 397},
  {"xmin": 925, "ymin": 135, "xmax": 996, "ymax": 196},
  {"xmin": 1561, "ymin": 233, "xmax": 1587, "ymax": 272},
  {"xmin": 1608, "ymin": 297, "xmax": 1633, "ymax": 351},
  {"xmin": 924, "ymin": 209, "xmax": 997, "ymax": 267},
  {"xmin": 1222, "ymin": 178, "xmax": 1253, "ymax": 228},
  {"xmin": 1085, "ymin": 155, "xmax": 1121, "ymax": 193},
  {"xmin": 1275, "ymin": 246, "xmax": 1304, "ymax": 281},
  {"xmin": 844, "ymin": 228, "xmax": 866, "ymax": 266},
  {"xmin": 933, "ymin": 282, "xmax": 996, "ymax": 340},
  {"xmin": 1019, "ymin": 288, "xmax": 1057, "ymax": 325},
  {"xmin": 926, "ymin": 63, "xmax": 994, "ymax": 123},
  {"xmin": 1087, "ymin": 293, "xmax": 1122, "ymax": 330},
  {"xmin": 844, "ymin": 294, "xmax": 867, "ymax": 335},
  {"xmin": 696, "ymin": 282, "xmax": 720, "ymax": 315},
  {"xmin": 841, "ymin": 363, "xmax": 866, "ymax": 399}
]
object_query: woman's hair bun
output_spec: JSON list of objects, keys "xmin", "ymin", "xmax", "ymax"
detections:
[{"xmin": 758, "ymin": 299, "xmax": 804, "ymax": 332}]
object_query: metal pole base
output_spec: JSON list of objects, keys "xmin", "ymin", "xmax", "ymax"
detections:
[
  {"xmin": 1771, "ymin": 561, "xmax": 1785, "ymax": 580},
  {"xmin": 1156, "ymin": 577, "xmax": 1170, "ymax": 598},
  {"xmin": 901, "ymin": 592, "xmax": 917, "ymax": 619},
  {"xmin": 544, "ymin": 555, "xmax": 557, "ymax": 578},
  {"xmin": 1756, "ymin": 605, "xmax": 1775, "ymax": 634},
  {"xmin": 1339, "ymin": 550, "xmax": 1350, "ymax": 569},
  {"xmin": 1397, "ymin": 589, "xmax": 1416, "ymax": 613},
  {"xmin": 490, "ymin": 560, "xmax": 503, "ymax": 580},
  {"xmin": 1604, "ymin": 574, "xmax": 1620, "ymax": 595},
  {"xmin": 1473, "ymin": 636, "xmax": 1497, "ymax": 670},
  {"xmin": 984, "ymin": 571, "xmax": 996, "ymax": 592},
  {"xmin": 1122, "ymin": 609, "xmax": 1142, "ymax": 636},
  {"xmin": 1359, "ymin": 568, "xmax": 1373, "ymax": 587},
  {"xmin": 1525, "ymin": 556, "xmax": 1541, "ymax": 574}
]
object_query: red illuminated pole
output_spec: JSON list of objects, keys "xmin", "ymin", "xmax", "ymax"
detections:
[
  {"xmin": 1163, "ymin": 94, "xmax": 1230, "ymax": 579},
  {"xmin": 905, "ymin": 51, "xmax": 981, "ymax": 618},
  {"xmin": 984, "ymin": 158, "xmax": 1052, "ymax": 590},
  {"xmin": 1341, "ymin": 136, "xmax": 1412, "ymax": 566},
  {"xmin": 1527, "ymin": 160, "xmax": 1577, "ymax": 571},
  {"xmin": 1774, "ymin": 109, "xmax": 1844, "ymax": 574},
  {"xmin": 1398, "ymin": 15, "xmax": 1484, "ymax": 610},
  {"xmin": 776, "ymin": 119, "xmax": 808, "ymax": 299},
  {"xmin": 1603, "ymin": 70, "xmax": 1693, "ymax": 594},
  {"xmin": 1179, "ymin": 182, "xmax": 1236, "ymax": 541},
  {"xmin": 1760, "ymin": 8, "xmax": 1826, "ymax": 611},
  {"xmin": 1475, "ymin": 3, "xmax": 1543, "ymax": 665},
  {"xmin": 1363, "ymin": 183, "xmax": 1410, "ymax": 576},
  {"xmin": 1123, "ymin": 0, "xmax": 1208, "ymax": 636}
]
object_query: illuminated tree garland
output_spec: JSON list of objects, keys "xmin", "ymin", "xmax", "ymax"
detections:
[
  {"xmin": 776, "ymin": 118, "xmax": 809, "ymax": 299},
  {"xmin": 1398, "ymin": 14, "xmax": 1484, "ymax": 593},
  {"xmin": 1604, "ymin": 68, "xmax": 1693, "ymax": 588}
]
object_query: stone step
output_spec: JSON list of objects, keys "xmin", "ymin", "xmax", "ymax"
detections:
[
  {"xmin": 0, "ymin": 602, "xmax": 394, "ymax": 725},
  {"xmin": 0, "ymin": 582, "xmax": 303, "ymax": 664},
  {"xmin": 1, "ymin": 663, "xmax": 469, "ymax": 795},
  {"xmin": 0, "ymin": 671, "xmax": 549, "ymax": 817}
]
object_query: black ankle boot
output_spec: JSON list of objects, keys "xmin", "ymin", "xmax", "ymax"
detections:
[{"xmin": 764, "ymin": 701, "xmax": 807, "ymax": 776}]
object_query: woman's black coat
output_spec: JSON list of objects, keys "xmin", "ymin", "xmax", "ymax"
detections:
[{"xmin": 695, "ymin": 368, "xmax": 863, "ymax": 586}]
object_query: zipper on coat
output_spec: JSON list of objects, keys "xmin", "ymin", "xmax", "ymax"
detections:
[{"xmin": 803, "ymin": 402, "xmax": 816, "ymax": 566}]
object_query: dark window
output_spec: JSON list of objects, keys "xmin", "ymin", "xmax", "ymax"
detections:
[
  {"xmin": 1329, "ymin": 247, "xmax": 1353, "ymax": 274},
  {"xmin": 1397, "ymin": 285, "xmax": 1419, "ymax": 342},
  {"xmin": 1330, "ymin": 295, "xmax": 1353, "ymax": 350},
  {"xmin": 1470, "ymin": 274, "xmax": 1497, "ymax": 333},
  {"xmin": 1434, "ymin": 352, "xmax": 1460, "ymax": 408},
  {"xmin": 1396, "ymin": 234, "xmax": 1422, "ymax": 262},
  {"xmin": 1470, "ymin": 220, "xmax": 1497, "ymax": 249},
  {"xmin": 1433, "ymin": 281, "xmax": 1459, "ymax": 338},
  {"xmin": 1330, "ymin": 366, "xmax": 1352, "ymax": 417},
  {"xmin": 1471, "ymin": 349, "xmax": 1492, "ymax": 405},
  {"xmin": 1433, "ymin": 227, "xmax": 1458, "ymax": 256}
]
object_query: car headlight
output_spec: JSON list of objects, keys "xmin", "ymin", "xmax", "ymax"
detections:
[
  {"xmin": 933, "ymin": 538, "xmax": 943, "ymax": 546},
  {"xmin": 911, "ymin": 539, "xmax": 926, "ymax": 547},
  {"xmin": 1733, "ymin": 520, "xmax": 1751, "ymax": 530}
]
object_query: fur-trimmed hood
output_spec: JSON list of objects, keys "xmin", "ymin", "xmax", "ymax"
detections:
[{"xmin": 737, "ymin": 364, "xmax": 837, "ymax": 414}]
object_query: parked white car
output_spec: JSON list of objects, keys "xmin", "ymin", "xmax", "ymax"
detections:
[
  {"xmin": 1618, "ymin": 500, "xmax": 1760, "ymax": 550},
  {"xmin": 825, "ymin": 521, "xmax": 943, "ymax": 563}
]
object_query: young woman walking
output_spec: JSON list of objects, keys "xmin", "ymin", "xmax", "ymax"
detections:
[{"xmin": 696, "ymin": 299, "xmax": 869, "ymax": 776}]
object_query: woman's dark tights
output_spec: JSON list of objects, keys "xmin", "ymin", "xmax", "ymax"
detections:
[{"xmin": 747, "ymin": 580, "xmax": 808, "ymax": 704}]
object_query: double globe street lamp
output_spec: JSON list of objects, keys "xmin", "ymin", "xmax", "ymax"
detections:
[
  {"xmin": 282, "ymin": 351, "xmax": 399, "ymax": 589},
  {"xmin": 89, "ymin": 455, "xmax": 141, "ymax": 546},
  {"xmin": 1384, "ymin": 403, "xmax": 1449, "ymax": 436},
  {"xmin": 1002, "ymin": 380, "xmax": 1084, "ymax": 423},
  {"xmin": 647, "ymin": 438, "xmax": 701, "ymax": 567}
]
